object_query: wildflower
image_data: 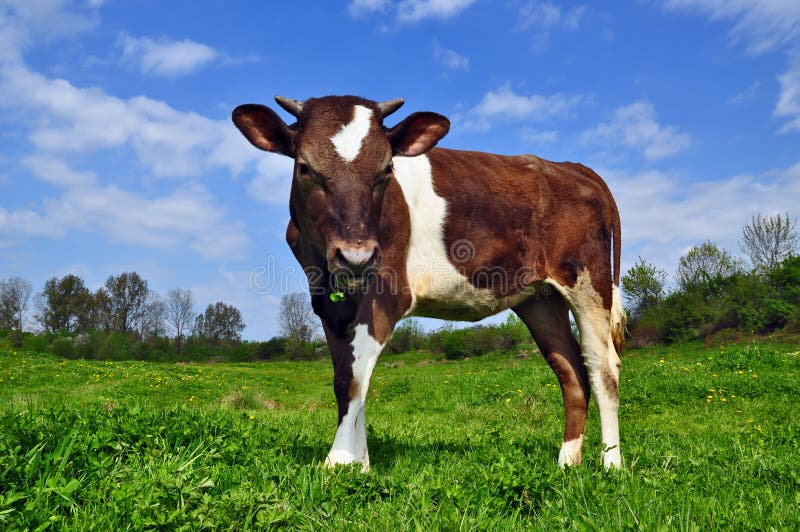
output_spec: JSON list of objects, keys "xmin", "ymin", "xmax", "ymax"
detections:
[{"xmin": 249, "ymin": 415, "xmax": 255, "ymax": 420}]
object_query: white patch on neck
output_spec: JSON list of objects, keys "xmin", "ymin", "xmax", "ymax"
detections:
[{"xmin": 331, "ymin": 105, "xmax": 373, "ymax": 162}]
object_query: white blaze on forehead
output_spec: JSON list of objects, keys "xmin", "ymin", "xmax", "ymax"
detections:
[{"xmin": 331, "ymin": 105, "xmax": 373, "ymax": 162}]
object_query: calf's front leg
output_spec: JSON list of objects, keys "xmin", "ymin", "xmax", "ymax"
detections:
[{"xmin": 324, "ymin": 323, "xmax": 387, "ymax": 472}]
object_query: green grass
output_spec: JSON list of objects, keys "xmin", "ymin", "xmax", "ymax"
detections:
[{"xmin": 1, "ymin": 341, "xmax": 798, "ymax": 530}]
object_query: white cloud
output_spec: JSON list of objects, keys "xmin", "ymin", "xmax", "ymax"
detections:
[
  {"xmin": 581, "ymin": 101, "xmax": 691, "ymax": 161},
  {"xmin": 396, "ymin": 0, "xmax": 476, "ymax": 22},
  {"xmin": 0, "ymin": 63, "xmax": 260, "ymax": 178},
  {"xmin": 117, "ymin": 33, "xmax": 219, "ymax": 77},
  {"xmin": 0, "ymin": 8, "xmax": 263, "ymax": 260},
  {"xmin": 519, "ymin": 127, "xmax": 558, "ymax": 144},
  {"xmin": 607, "ymin": 161, "xmax": 800, "ymax": 276},
  {"xmin": 729, "ymin": 80, "xmax": 760, "ymax": 104},
  {"xmin": 433, "ymin": 42, "xmax": 469, "ymax": 71},
  {"xmin": 775, "ymin": 56, "xmax": 800, "ymax": 132},
  {"xmin": 22, "ymin": 155, "xmax": 97, "ymax": 186},
  {"xmin": 348, "ymin": 0, "xmax": 392, "ymax": 16},
  {"xmin": 456, "ymin": 84, "xmax": 586, "ymax": 131},
  {"xmin": 246, "ymin": 153, "xmax": 296, "ymax": 205},
  {"xmin": 0, "ymin": 0, "xmax": 100, "ymax": 64},
  {"xmin": 347, "ymin": 0, "xmax": 475, "ymax": 23},
  {"xmin": 663, "ymin": 0, "xmax": 800, "ymax": 55},
  {"xmin": 518, "ymin": 1, "xmax": 586, "ymax": 49},
  {"xmin": 0, "ymin": 160, "xmax": 249, "ymax": 259}
]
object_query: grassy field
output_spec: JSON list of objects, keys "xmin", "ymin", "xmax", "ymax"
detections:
[{"xmin": 1, "ymin": 340, "xmax": 798, "ymax": 530}]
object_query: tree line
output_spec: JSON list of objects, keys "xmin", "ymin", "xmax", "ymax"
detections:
[
  {"xmin": 3, "ymin": 212, "xmax": 797, "ymax": 361},
  {"xmin": 0, "ymin": 272, "xmax": 257, "ymax": 361},
  {"xmin": 622, "ymin": 213, "xmax": 799, "ymax": 345}
]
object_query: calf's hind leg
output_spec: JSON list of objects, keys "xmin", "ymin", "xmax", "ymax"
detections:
[
  {"xmin": 552, "ymin": 276, "xmax": 623, "ymax": 470},
  {"xmin": 513, "ymin": 291, "xmax": 590, "ymax": 467}
]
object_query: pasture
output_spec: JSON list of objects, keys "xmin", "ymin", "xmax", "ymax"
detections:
[{"xmin": 1, "ymin": 341, "xmax": 798, "ymax": 530}]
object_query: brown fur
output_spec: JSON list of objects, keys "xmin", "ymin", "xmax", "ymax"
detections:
[{"xmin": 233, "ymin": 95, "xmax": 623, "ymax": 461}]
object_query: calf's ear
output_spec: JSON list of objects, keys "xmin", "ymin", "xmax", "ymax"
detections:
[
  {"xmin": 232, "ymin": 104, "xmax": 295, "ymax": 157},
  {"xmin": 388, "ymin": 112, "xmax": 450, "ymax": 157}
]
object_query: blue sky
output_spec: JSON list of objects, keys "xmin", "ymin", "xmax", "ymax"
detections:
[{"xmin": 1, "ymin": 0, "xmax": 799, "ymax": 339}]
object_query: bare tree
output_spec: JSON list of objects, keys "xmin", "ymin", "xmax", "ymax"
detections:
[
  {"xmin": 740, "ymin": 212, "xmax": 798, "ymax": 271},
  {"xmin": 0, "ymin": 277, "xmax": 32, "ymax": 332},
  {"xmin": 166, "ymin": 288, "xmax": 194, "ymax": 355},
  {"xmin": 278, "ymin": 293, "xmax": 318, "ymax": 344},
  {"xmin": 139, "ymin": 292, "xmax": 166, "ymax": 338}
]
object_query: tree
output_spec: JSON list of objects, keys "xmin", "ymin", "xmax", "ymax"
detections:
[
  {"xmin": 278, "ymin": 293, "xmax": 319, "ymax": 358},
  {"xmin": 103, "ymin": 272, "xmax": 149, "ymax": 334},
  {"xmin": 278, "ymin": 293, "xmax": 317, "ymax": 344},
  {"xmin": 740, "ymin": 212, "xmax": 798, "ymax": 272},
  {"xmin": 676, "ymin": 241, "xmax": 743, "ymax": 289},
  {"xmin": 621, "ymin": 257, "xmax": 668, "ymax": 320},
  {"xmin": 0, "ymin": 277, "xmax": 33, "ymax": 332},
  {"xmin": 35, "ymin": 275, "xmax": 94, "ymax": 333},
  {"xmin": 139, "ymin": 292, "xmax": 166, "ymax": 338},
  {"xmin": 195, "ymin": 302, "xmax": 245, "ymax": 345},
  {"xmin": 166, "ymin": 288, "xmax": 194, "ymax": 355},
  {"xmin": 384, "ymin": 318, "xmax": 426, "ymax": 354}
]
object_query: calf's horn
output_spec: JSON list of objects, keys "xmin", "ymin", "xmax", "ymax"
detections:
[
  {"xmin": 378, "ymin": 98, "xmax": 404, "ymax": 118},
  {"xmin": 274, "ymin": 96, "xmax": 303, "ymax": 117}
]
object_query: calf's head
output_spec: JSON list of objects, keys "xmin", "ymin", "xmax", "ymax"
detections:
[{"xmin": 232, "ymin": 95, "xmax": 449, "ymax": 285}]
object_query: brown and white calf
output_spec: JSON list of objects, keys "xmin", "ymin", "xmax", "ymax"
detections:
[{"xmin": 233, "ymin": 95, "xmax": 625, "ymax": 470}]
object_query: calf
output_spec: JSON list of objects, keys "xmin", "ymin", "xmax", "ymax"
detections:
[{"xmin": 233, "ymin": 95, "xmax": 625, "ymax": 470}]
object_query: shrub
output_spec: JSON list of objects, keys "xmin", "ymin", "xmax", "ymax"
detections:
[
  {"xmin": 98, "ymin": 332, "xmax": 137, "ymax": 361},
  {"xmin": 385, "ymin": 319, "xmax": 427, "ymax": 354},
  {"xmin": 22, "ymin": 333, "xmax": 51, "ymax": 353},
  {"xmin": 52, "ymin": 337, "xmax": 76, "ymax": 359},
  {"xmin": 253, "ymin": 337, "xmax": 288, "ymax": 360}
]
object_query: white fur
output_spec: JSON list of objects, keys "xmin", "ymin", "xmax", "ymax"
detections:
[
  {"xmin": 392, "ymin": 155, "xmax": 528, "ymax": 320},
  {"xmin": 558, "ymin": 434, "xmax": 584, "ymax": 467},
  {"xmin": 326, "ymin": 324, "xmax": 384, "ymax": 472},
  {"xmin": 331, "ymin": 105, "xmax": 372, "ymax": 162},
  {"xmin": 548, "ymin": 272, "xmax": 622, "ymax": 469}
]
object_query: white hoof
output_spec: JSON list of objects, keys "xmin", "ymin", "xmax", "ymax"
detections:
[
  {"xmin": 325, "ymin": 449, "xmax": 369, "ymax": 472},
  {"xmin": 602, "ymin": 446, "xmax": 622, "ymax": 470},
  {"xmin": 558, "ymin": 435, "xmax": 584, "ymax": 468},
  {"xmin": 325, "ymin": 449, "xmax": 356, "ymax": 467}
]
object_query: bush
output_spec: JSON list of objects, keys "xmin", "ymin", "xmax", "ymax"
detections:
[
  {"xmin": 97, "ymin": 332, "xmax": 137, "ymax": 361},
  {"xmin": 253, "ymin": 337, "xmax": 288, "ymax": 360},
  {"xmin": 52, "ymin": 337, "xmax": 76, "ymax": 359},
  {"xmin": 22, "ymin": 334, "xmax": 51, "ymax": 353},
  {"xmin": 385, "ymin": 319, "xmax": 427, "ymax": 354},
  {"xmin": 430, "ymin": 317, "xmax": 530, "ymax": 360},
  {"xmin": 74, "ymin": 332, "xmax": 100, "ymax": 359}
]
